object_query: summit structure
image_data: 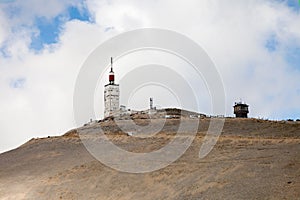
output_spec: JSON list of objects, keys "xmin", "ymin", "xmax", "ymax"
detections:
[
  {"xmin": 233, "ymin": 101, "xmax": 249, "ymax": 118},
  {"xmin": 104, "ymin": 57, "xmax": 120, "ymax": 117}
]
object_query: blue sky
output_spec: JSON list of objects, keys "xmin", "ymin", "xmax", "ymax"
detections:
[
  {"xmin": 265, "ymin": 34, "xmax": 300, "ymax": 71},
  {"xmin": 264, "ymin": 0, "xmax": 300, "ymax": 71},
  {"xmin": 265, "ymin": 34, "xmax": 279, "ymax": 52},
  {"xmin": 30, "ymin": 5, "xmax": 93, "ymax": 51},
  {"xmin": 285, "ymin": 0, "xmax": 300, "ymax": 10},
  {"xmin": 285, "ymin": 46, "xmax": 300, "ymax": 70},
  {"xmin": 30, "ymin": 6, "xmax": 92, "ymax": 51},
  {"xmin": 0, "ymin": 0, "xmax": 93, "ymax": 51},
  {"xmin": 279, "ymin": 0, "xmax": 300, "ymax": 72}
]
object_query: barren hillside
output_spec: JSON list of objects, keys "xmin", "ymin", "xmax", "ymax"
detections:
[{"xmin": 0, "ymin": 116, "xmax": 299, "ymax": 200}]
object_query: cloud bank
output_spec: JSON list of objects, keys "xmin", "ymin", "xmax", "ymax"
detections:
[{"xmin": 0, "ymin": 0, "xmax": 300, "ymax": 152}]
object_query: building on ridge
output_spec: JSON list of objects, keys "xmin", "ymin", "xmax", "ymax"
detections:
[
  {"xmin": 233, "ymin": 101, "xmax": 249, "ymax": 118},
  {"xmin": 104, "ymin": 57, "xmax": 120, "ymax": 118}
]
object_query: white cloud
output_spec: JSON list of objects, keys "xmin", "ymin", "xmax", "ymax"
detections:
[
  {"xmin": 86, "ymin": 0, "xmax": 151, "ymax": 31},
  {"xmin": 0, "ymin": 19, "xmax": 110, "ymax": 152},
  {"xmin": 0, "ymin": 10, "xmax": 8, "ymax": 45},
  {"xmin": 1, "ymin": 0, "xmax": 300, "ymax": 152}
]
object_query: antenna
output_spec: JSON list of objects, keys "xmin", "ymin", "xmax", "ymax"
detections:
[
  {"xmin": 108, "ymin": 57, "xmax": 115, "ymax": 84},
  {"xmin": 150, "ymin": 97, "xmax": 153, "ymax": 110},
  {"xmin": 110, "ymin": 57, "xmax": 113, "ymax": 72}
]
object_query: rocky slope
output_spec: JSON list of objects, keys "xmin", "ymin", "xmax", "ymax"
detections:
[{"xmin": 0, "ymin": 116, "xmax": 299, "ymax": 199}]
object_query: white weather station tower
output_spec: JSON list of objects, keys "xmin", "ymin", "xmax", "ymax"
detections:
[{"xmin": 104, "ymin": 57, "xmax": 120, "ymax": 118}]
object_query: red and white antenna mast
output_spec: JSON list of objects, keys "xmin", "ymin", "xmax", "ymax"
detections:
[{"xmin": 109, "ymin": 57, "xmax": 115, "ymax": 84}]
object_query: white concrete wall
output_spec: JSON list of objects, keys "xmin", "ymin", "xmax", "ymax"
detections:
[{"xmin": 104, "ymin": 84, "xmax": 120, "ymax": 117}]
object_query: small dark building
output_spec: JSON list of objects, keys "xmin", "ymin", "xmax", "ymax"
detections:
[{"xmin": 233, "ymin": 102, "xmax": 249, "ymax": 118}]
